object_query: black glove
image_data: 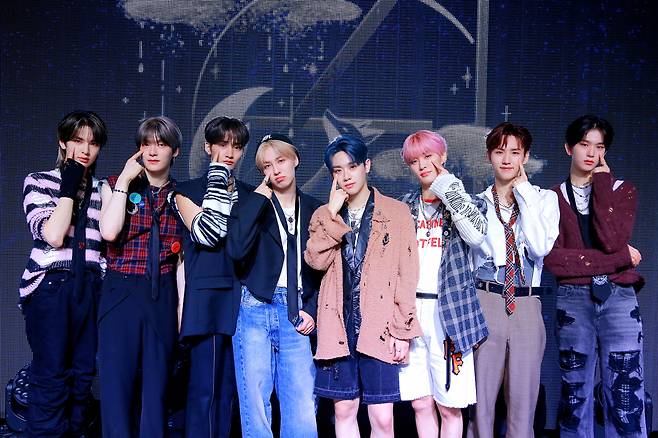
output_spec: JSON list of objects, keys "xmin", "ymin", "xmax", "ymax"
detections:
[{"xmin": 59, "ymin": 159, "xmax": 86, "ymax": 199}]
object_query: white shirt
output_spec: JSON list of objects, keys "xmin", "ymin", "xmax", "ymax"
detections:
[
  {"xmin": 471, "ymin": 182, "xmax": 560, "ymax": 287},
  {"xmin": 275, "ymin": 205, "xmax": 303, "ymax": 289},
  {"xmin": 415, "ymin": 200, "xmax": 444, "ymax": 294}
]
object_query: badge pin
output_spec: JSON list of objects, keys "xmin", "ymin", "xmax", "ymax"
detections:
[
  {"xmin": 129, "ymin": 192, "xmax": 142, "ymax": 204},
  {"xmin": 171, "ymin": 241, "xmax": 181, "ymax": 254}
]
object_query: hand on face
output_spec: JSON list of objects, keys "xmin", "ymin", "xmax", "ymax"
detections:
[
  {"xmin": 328, "ymin": 175, "xmax": 349, "ymax": 219},
  {"xmin": 428, "ymin": 154, "xmax": 449, "ymax": 178},
  {"xmin": 592, "ymin": 153, "xmax": 611, "ymax": 174},
  {"xmin": 207, "ymin": 141, "xmax": 241, "ymax": 169},
  {"xmin": 512, "ymin": 162, "xmax": 528, "ymax": 187},
  {"xmin": 120, "ymin": 150, "xmax": 145, "ymax": 183},
  {"xmin": 254, "ymin": 170, "xmax": 273, "ymax": 199}
]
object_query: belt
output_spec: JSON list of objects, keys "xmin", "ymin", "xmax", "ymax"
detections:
[
  {"xmin": 416, "ymin": 293, "xmax": 439, "ymax": 299},
  {"xmin": 475, "ymin": 280, "xmax": 550, "ymax": 296}
]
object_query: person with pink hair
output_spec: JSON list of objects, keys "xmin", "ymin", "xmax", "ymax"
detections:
[{"xmin": 398, "ymin": 130, "xmax": 489, "ymax": 438}]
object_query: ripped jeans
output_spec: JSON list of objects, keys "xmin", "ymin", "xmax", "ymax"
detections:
[{"xmin": 556, "ymin": 283, "xmax": 646, "ymax": 438}]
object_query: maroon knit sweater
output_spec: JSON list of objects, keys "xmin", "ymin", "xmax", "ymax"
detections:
[{"xmin": 544, "ymin": 172, "xmax": 644, "ymax": 290}]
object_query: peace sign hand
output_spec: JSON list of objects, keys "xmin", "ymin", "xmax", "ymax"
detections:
[
  {"xmin": 328, "ymin": 176, "xmax": 348, "ymax": 219},
  {"xmin": 254, "ymin": 171, "xmax": 273, "ymax": 199}
]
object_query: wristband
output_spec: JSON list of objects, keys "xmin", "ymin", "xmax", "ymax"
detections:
[{"xmin": 113, "ymin": 188, "xmax": 128, "ymax": 195}]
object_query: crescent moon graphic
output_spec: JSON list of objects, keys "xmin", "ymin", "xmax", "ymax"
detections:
[
  {"xmin": 189, "ymin": 86, "xmax": 272, "ymax": 179},
  {"xmin": 192, "ymin": 0, "xmax": 478, "ymax": 141}
]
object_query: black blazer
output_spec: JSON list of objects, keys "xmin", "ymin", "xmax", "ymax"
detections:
[
  {"xmin": 227, "ymin": 189, "xmax": 323, "ymax": 320},
  {"xmin": 174, "ymin": 176, "xmax": 253, "ymax": 338}
]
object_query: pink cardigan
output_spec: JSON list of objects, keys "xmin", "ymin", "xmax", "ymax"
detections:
[{"xmin": 304, "ymin": 188, "xmax": 422, "ymax": 364}]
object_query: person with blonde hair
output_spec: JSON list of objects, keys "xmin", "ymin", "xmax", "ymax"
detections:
[{"xmin": 227, "ymin": 133, "xmax": 322, "ymax": 437}]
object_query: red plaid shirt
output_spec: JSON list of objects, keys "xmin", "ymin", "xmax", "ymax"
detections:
[{"xmin": 105, "ymin": 175, "xmax": 181, "ymax": 275}]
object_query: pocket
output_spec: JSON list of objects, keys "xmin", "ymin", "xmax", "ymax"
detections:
[
  {"xmin": 614, "ymin": 285, "xmax": 637, "ymax": 300},
  {"xmin": 35, "ymin": 272, "xmax": 68, "ymax": 296}
]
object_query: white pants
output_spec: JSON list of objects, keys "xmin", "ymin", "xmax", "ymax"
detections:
[{"xmin": 399, "ymin": 296, "xmax": 477, "ymax": 408}]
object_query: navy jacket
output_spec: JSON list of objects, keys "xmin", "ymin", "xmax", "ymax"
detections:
[
  {"xmin": 174, "ymin": 176, "xmax": 252, "ymax": 338},
  {"xmin": 227, "ymin": 189, "xmax": 323, "ymax": 320}
]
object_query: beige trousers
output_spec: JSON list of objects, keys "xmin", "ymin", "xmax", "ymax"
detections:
[{"xmin": 467, "ymin": 290, "xmax": 546, "ymax": 438}]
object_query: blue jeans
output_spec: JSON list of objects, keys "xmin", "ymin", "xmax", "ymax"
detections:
[
  {"xmin": 556, "ymin": 283, "xmax": 646, "ymax": 438},
  {"xmin": 232, "ymin": 286, "xmax": 317, "ymax": 438}
]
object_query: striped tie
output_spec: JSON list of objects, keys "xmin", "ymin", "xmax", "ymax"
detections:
[{"xmin": 492, "ymin": 186, "xmax": 525, "ymax": 315}]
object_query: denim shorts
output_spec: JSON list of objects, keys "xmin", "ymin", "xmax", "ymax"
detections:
[{"xmin": 314, "ymin": 352, "xmax": 401, "ymax": 404}]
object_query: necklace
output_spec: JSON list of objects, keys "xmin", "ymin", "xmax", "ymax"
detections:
[
  {"xmin": 419, "ymin": 200, "xmax": 441, "ymax": 238},
  {"xmin": 572, "ymin": 181, "xmax": 591, "ymax": 190},
  {"xmin": 282, "ymin": 208, "xmax": 295, "ymax": 233},
  {"xmin": 348, "ymin": 204, "xmax": 366, "ymax": 230}
]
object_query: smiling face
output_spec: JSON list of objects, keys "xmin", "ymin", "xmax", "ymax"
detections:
[
  {"xmin": 58, "ymin": 125, "xmax": 102, "ymax": 169},
  {"xmin": 565, "ymin": 128, "xmax": 606, "ymax": 175},
  {"xmin": 330, "ymin": 151, "xmax": 371, "ymax": 199},
  {"xmin": 139, "ymin": 135, "xmax": 178, "ymax": 174},
  {"xmin": 258, "ymin": 144, "xmax": 298, "ymax": 192},
  {"xmin": 487, "ymin": 135, "xmax": 529, "ymax": 184}
]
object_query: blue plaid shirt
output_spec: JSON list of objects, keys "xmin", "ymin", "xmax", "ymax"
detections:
[{"xmin": 400, "ymin": 189, "xmax": 489, "ymax": 353}]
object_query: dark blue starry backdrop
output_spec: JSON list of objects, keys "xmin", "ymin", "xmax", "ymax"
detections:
[{"xmin": 2, "ymin": 0, "xmax": 657, "ymax": 429}]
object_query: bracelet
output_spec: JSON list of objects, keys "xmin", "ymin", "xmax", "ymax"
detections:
[{"xmin": 113, "ymin": 188, "xmax": 128, "ymax": 195}]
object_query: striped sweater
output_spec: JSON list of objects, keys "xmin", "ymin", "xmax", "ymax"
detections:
[{"xmin": 20, "ymin": 168, "xmax": 105, "ymax": 298}]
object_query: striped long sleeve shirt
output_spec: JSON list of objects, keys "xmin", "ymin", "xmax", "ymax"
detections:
[
  {"xmin": 20, "ymin": 169, "xmax": 105, "ymax": 298},
  {"xmin": 169, "ymin": 163, "xmax": 238, "ymax": 247}
]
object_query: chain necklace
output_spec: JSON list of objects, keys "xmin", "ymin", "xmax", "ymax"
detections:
[
  {"xmin": 348, "ymin": 204, "xmax": 366, "ymax": 230},
  {"xmin": 419, "ymin": 199, "xmax": 441, "ymax": 238},
  {"xmin": 282, "ymin": 207, "xmax": 296, "ymax": 233}
]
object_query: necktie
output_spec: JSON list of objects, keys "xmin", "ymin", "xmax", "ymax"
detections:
[
  {"xmin": 492, "ymin": 186, "xmax": 524, "ymax": 315},
  {"xmin": 564, "ymin": 177, "xmax": 612, "ymax": 303},
  {"xmin": 271, "ymin": 194, "xmax": 300, "ymax": 326},
  {"xmin": 72, "ymin": 178, "xmax": 93, "ymax": 302},
  {"xmin": 146, "ymin": 186, "xmax": 163, "ymax": 300}
]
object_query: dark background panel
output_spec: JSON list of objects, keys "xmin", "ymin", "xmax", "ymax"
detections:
[{"xmin": 1, "ymin": 0, "xmax": 657, "ymax": 431}]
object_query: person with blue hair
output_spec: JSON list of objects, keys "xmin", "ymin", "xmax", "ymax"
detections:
[{"xmin": 305, "ymin": 134, "xmax": 422, "ymax": 438}]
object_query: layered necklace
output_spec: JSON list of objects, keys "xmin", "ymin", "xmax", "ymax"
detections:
[
  {"xmin": 419, "ymin": 198, "xmax": 441, "ymax": 238},
  {"xmin": 347, "ymin": 204, "xmax": 366, "ymax": 231}
]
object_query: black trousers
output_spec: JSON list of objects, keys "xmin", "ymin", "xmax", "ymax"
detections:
[
  {"xmin": 185, "ymin": 334, "xmax": 237, "ymax": 438},
  {"xmin": 98, "ymin": 270, "xmax": 177, "ymax": 438},
  {"xmin": 24, "ymin": 270, "xmax": 101, "ymax": 438}
]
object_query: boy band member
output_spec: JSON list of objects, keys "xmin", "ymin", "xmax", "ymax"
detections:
[
  {"xmin": 98, "ymin": 116, "xmax": 182, "ymax": 437},
  {"xmin": 305, "ymin": 134, "xmax": 422, "ymax": 438},
  {"xmin": 545, "ymin": 115, "xmax": 646, "ymax": 438},
  {"xmin": 21, "ymin": 111, "xmax": 107, "ymax": 437},
  {"xmin": 168, "ymin": 116, "xmax": 251, "ymax": 437},
  {"xmin": 468, "ymin": 122, "xmax": 559, "ymax": 438},
  {"xmin": 398, "ymin": 130, "xmax": 489, "ymax": 438},
  {"xmin": 227, "ymin": 134, "xmax": 322, "ymax": 437}
]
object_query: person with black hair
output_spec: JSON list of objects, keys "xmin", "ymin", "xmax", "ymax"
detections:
[
  {"xmin": 98, "ymin": 116, "xmax": 183, "ymax": 437},
  {"xmin": 20, "ymin": 110, "xmax": 108, "ymax": 437},
  {"xmin": 545, "ymin": 115, "xmax": 647, "ymax": 438},
  {"xmin": 168, "ymin": 116, "xmax": 251, "ymax": 438}
]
